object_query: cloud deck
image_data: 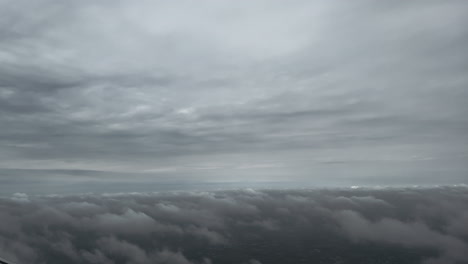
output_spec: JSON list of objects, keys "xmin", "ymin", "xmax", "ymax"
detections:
[{"xmin": 1, "ymin": 186, "xmax": 467, "ymax": 264}]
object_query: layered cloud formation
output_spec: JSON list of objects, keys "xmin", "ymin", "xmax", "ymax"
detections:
[
  {"xmin": 1, "ymin": 186, "xmax": 467, "ymax": 264},
  {"xmin": 1, "ymin": 0, "xmax": 468, "ymax": 190}
]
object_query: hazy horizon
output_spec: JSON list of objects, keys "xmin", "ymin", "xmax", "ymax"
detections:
[
  {"xmin": 1, "ymin": 0, "xmax": 468, "ymax": 195},
  {"xmin": 1, "ymin": 1, "xmax": 468, "ymax": 263}
]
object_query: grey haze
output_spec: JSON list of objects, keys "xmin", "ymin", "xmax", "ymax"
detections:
[{"xmin": 0, "ymin": 0, "xmax": 468, "ymax": 193}]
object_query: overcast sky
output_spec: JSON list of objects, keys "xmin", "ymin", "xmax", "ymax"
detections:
[{"xmin": 1, "ymin": 0, "xmax": 467, "ymax": 193}]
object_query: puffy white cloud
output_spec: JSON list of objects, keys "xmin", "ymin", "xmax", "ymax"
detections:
[{"xmin": 10, "ymin": 193, "xmax": 29, "ymax": 203}]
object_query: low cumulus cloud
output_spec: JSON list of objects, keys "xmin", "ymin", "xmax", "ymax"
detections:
[{"xmin": 0, "ymin": 186, "xmax": 467, "ymax": 264}]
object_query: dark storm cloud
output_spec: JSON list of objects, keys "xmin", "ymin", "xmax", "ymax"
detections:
[
  {"xmin": 0, "ymin": 0, "xmax": 468, "ymax": 188},
  {"xmin": 1, "ymin": 186, "xmax": 468, "ymax": 264}
]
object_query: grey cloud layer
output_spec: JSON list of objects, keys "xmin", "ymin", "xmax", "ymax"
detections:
[
  {"xmin": 0, "ymin": 0, "xmax": 468, "ymax": 186},
  {"xmin": 1, "ymin": 186, "xmax": 468, "ymax": 264}
]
